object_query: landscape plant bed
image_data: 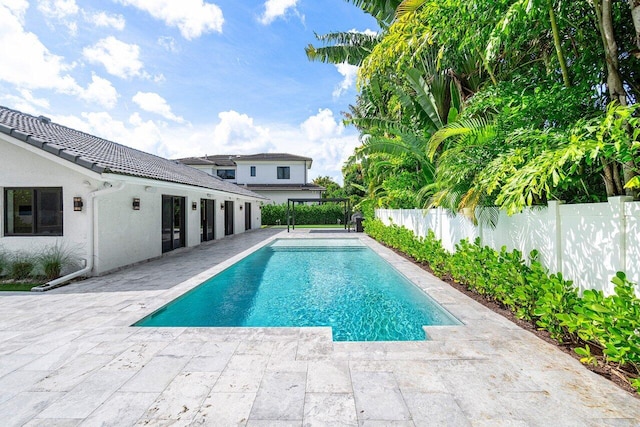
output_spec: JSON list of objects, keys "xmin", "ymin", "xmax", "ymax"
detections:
[{"xmin": 382, "ymin": 242, "xmax": 639, "ymax": 397}]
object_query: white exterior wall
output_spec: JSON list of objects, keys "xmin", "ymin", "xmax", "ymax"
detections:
[
  {"xmin": 1, "ymin": 137, "xmax": 264, "ymax": 277},
  {"xmin": 235, "ymin": 161, "xmax": 307, "ymax": 185},
  {"xmin": 0, "ymin": 137, "xmax": 94, "ymax": 273},
  {"xmin": 376, "ymin": 197, "xmax": 640, "ymax": 295},
  {"xmin": 91, "ymin": 179, "xmax": 263, "ymax": 275}
]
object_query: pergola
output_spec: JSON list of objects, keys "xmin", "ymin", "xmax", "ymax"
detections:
[{"xmin": 286, "ymin": 198, "xmax": 351, "ymax": 232}]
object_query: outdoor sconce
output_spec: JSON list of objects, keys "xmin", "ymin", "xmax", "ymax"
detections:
[
  {"xmin": 220, "ymin": 203, "xmax": 225, "ymax": 210},
  {"xmin": 132, "ymin": 198, "xmax": 140, "ymax": 210},
  {"xmin": 192, "ymin": 201, "xmax": 197, "ymax": 210},
  {"xmin": 73, "ymin": 197, "xmax": 83, "ymax": 212},
  {"xmin": 239, "ymin": 204, "xmax": 243, "ymax": 210}
]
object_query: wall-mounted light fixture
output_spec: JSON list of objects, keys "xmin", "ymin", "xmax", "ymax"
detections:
[
  {"xmin": 192, "ymin": 201, "xmax": 197, "ymax": 210},
  {"xmin": 73, "ymin": 197, "xmax": 83, "ymax": 212},
  {"xmin": 220, "ymin": 203, "xmax": 225, "ymax": 210},
  {"xmin": 239, "ymin": 204, "xmax": 243, "ymax": 210},
  {"xmin": 132, "ymin": 198, "xmax": 140, "ymax": 210}
]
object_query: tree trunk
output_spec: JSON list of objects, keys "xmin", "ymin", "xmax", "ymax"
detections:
[
  {"xmin": 629, "ymin": 0, "xmax": 640, "ymax": 51},
  {"xmin": 598, "ymin": 0, "xmax": 627, "ymax": 106},
  {"xmin": 548, "ymin": 2, "xmax": 571, "ymax": 87},
  {"xmin": 594, "ymin": 0, "xmax": 637, "ymax": 195}
]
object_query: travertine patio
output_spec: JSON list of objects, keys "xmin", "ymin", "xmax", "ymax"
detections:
[{"xmin": 0, "ymin": 228, "xmax": 638, "ymax": 426}]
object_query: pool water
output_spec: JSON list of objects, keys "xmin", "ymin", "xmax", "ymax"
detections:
[{"xmin": 134, "ymin": 239, "xmax": 460, "ymax": 341}]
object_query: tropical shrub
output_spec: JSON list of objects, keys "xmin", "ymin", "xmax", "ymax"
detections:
[
  {"xmin": 9, "ymin": 252, "xmax": 36, "ymax": 281},
  {"xmin": 38, "ymin": 243, "xmax": 78, "ymax": 281},
  {"xmin": 365, "ymin": 219, "xmax": 640, "ymax": 393}
]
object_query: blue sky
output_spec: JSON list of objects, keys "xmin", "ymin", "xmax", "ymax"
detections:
[{"xmin": 0, "ymin": 0, "xmax": 378, "ymax": 183}]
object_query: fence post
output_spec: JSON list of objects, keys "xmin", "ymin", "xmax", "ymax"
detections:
[
  {"xmin": 608, "ymin": 196, "xmax": 633, "ymax": 275},
  {"xmin": 547, "ymin": 200, "xmax": 564, "ymax": 274}
]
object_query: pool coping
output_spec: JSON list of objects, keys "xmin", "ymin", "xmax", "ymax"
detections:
[{"xmin": 132, "ymin": 233, "xmax": 463, "ymax": 338}]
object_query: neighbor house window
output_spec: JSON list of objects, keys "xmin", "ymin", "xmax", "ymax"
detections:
[
  {"xmin": 216, "ymin": 169, "xmax": 236, "ymax": 179},
  {"xmin": 4, "ymin": 187, "xmax": 63, "ymax": 236},
  {"xmin": 250, "ymin": 166, "xmax": 256, "ymax": 177},
  {"xmin": 277, "ymin": 166, "xmax": 290, "ymax": 179}
]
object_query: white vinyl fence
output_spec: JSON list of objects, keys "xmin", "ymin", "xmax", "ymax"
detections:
[{"xmin": 376, "ymin": 196, "xmax": 640, "ymax": 295}]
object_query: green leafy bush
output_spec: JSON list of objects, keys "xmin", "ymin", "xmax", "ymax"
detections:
[
  {"xmin": 262, "ymin": 203, "xmax": 347, "ymax": 225},
  {"xmin": 365, "ymin": 218, "xmax": 640, "ymax": 393}
]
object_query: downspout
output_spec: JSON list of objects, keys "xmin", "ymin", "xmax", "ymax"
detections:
[{"xmin": 32, "ymin": 181, "xmax": 125, "ymax": 291}]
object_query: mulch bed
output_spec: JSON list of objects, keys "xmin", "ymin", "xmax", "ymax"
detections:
[{"xmin": 382, "ymin": 244, "xmax": 639, "ymax": 397}]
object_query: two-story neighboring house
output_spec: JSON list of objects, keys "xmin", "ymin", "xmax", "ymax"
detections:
[{"xmin": 177, "ymin": 153, "xmax": 325, "ymax": 204}]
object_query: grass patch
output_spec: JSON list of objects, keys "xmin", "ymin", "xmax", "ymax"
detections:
[{"xmin": 0, "ymin": 282, "xmax": 40, "ymax": 291}]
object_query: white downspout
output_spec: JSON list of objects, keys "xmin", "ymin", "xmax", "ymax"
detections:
[{"xmin": 32, "ymin": 181, "xmax": 125, "ymax": 291}]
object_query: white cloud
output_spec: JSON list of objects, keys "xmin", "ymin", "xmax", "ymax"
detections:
[
  {"xmin": 37, "ymin": 0, "xmax": 78, "ymax": 19},
  {"xmin": 83, "ymin": 37, "xmax": 144, "ymax": 79},
  {"xmin": 332, "ymin": 63, "xmax": 359, "ymax": 98},
  {"xmin": 259, "ymin": 0, "xmax": 301, "ymax": 25},
  {"xmin": 117, "ymin": 0, "xmax": 223, "ymax": 39},
  {"xmin": 84, "ymin": 10, "xmax": 125, "ymax": 30},
  {"xmin": 301, "ymin": 108, "xmax": 344, "ymax": 141},
  {"xmin": 53, "ymin": 111, "xmax": 169, "ymax": 155},
  {"xmin": 211, "ymin": 111, "xmax": 273, "ymax": 153},
  {"xmin": 3, "ymin": 0, "xmax": 29, "ymax": 23},
  {"xmin": 37, "ymin": 0, "xmax": 78, "ymax": 35},
  {"xmin": 79, "ymin": 74, "xmax": 118, "ymax": 109},
  {"xmin": 0, "ymin": 3, "xmax": 80, "ymax": 94},
  {"xmin": 158, "ymin": 36, "xmax": 178, "ymax": 53},
  {"xmin": 1, "ymin": 89, "xmax": 51, "ymax": 116},
  {"xmin": 132, "ymin": 91, "xmax": 185, "ymax": 123}
]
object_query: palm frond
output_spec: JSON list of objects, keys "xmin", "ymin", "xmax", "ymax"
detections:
[{"xmin": 395, "ymin": 0, "xmax": 427, "ymax": 19}]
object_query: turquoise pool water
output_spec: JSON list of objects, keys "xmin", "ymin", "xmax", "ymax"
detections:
[{"xmin": 134, "ymin": 238, "xmax": 460, "ymax": 341}]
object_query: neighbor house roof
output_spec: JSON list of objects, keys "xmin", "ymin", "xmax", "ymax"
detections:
[
  {"xmin": 244, "ymin": 184, "xmax": 325, "ymax": 192},
  {"xmin": 0, "ymin": 106, "xmax": 266, "ymax": 199},
  {"xmin": 177, "ymin": 153, "xmax": 313, "ymax": 167}
]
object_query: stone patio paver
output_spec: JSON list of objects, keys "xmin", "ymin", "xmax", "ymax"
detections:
[{"xmin": 0, "ymin": 228, "xmax": 638, "ymax": 426}]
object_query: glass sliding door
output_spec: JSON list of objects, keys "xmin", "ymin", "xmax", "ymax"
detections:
[
  {"xmin": 201, "ymin": 199, "xmax": 214, "ymax": 242},
  {"xmin": 162, "ymin": 195, "xmax": 185, "ymax": 253},
  {"xmin": 244, "ymin": 202, "xmax": 251, "ymax": 231},
  {"xmin": 224, "ymin": 201, "xmax": 234, "ymax": 236}
]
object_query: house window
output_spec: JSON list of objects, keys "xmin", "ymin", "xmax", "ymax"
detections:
[
  {"xmin": 250, "ymin": 166, "xmax": 256, "ymax": 177},
  {"xmin": 4, "ymin": 187, "xmax": 63, "ymax": 236},
  {"xmin": 277, "ymin": 166, "xmax": 290, "ymax": 180},
  {"xmin": 216, "ymin": 169, "xmax": 236, "ymax": 180}
]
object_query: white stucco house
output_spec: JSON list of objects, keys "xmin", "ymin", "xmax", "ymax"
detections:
[
  {"xmin": 0, "ymin": 106, "xmax": 267, "ymax": 278},
  {"xmin": 177, "ymin": 153, "xmax": 325, "ymax": 204}
]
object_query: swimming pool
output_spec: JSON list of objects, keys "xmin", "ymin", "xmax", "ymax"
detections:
[{"xmin": 134, "ymin": 238, "xmax": 460, "ymax": 341}]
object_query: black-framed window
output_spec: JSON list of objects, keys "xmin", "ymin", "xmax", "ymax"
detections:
[
  {"xmin": 277, "ymin": 166, "xmax": 290, "ymax": 180},
  {"xmin": 250, "ymin": 166, "xmax": 256, "ymax": 177},
  {"xmin": 4, "ymin": 187, "xmax": 63, "ymax": 236},
  {"xmin": 216, "ymin": 169, "xmax": 236, "ymax": 179}
]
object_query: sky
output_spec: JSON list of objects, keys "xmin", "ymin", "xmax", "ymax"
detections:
[{"xmin": 0, "ymin": 0, "xmax": 378, "ymax": 184}]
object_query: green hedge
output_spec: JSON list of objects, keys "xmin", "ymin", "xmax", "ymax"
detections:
[
  {"xmin": 365, "ymin": 218, "xmax": 640, "ymax": 393},
  {"xmin": 262, "ymin": 203, "xmax": 347, "ymax": 225}
]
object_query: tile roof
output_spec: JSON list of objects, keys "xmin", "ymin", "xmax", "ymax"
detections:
[
  {"xmin": 245, "ymin": 184, "xmax": 325, "ymax": 191},
  {"xmin": 0, "ymin": 106, "xmax": 266, "ymax": 199},
  {"xmin": 177, "ymin": 153, "xmax": 313, "ymax": 166}
]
